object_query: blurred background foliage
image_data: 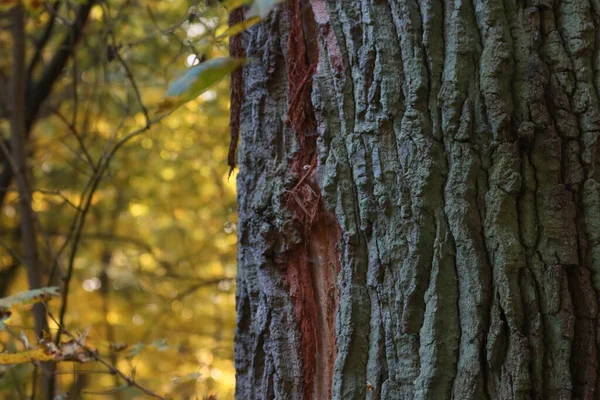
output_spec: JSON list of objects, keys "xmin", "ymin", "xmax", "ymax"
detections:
[{"xmin": 0, "ymin": 0, "xmax": 239, "ymax": 398}]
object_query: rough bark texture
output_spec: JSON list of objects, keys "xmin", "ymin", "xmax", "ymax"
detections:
[{"xmin": 234, "ymin": 0, "xmax": 600, "ymax": 399}]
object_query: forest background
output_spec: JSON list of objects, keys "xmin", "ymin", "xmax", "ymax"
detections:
[{"xmin": 0, "ymin": 0, "xmax": 264, "ymax": 398}]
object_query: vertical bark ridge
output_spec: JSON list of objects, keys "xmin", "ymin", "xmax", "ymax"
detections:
[
  {"xmin": 390, "ymin": 2, "xmax": 441, "ymax": 396},
  {"xmin": 228, "ymin": 7, "xmax": 245, "ymax": 174},
  {"xmin": 235, "ymin": 10, "xmax": 307, "ymax": 399},
  {"xmin": 514, "ymin": 5, "xmax": 546, "ymax": 398},
  {"xmin": 315, "ymin": 2, "xmax": 373, "ymax": 399},
  {"xmin": 532, "ymin": 5, "xmax": 576, "ymax": 399},
  {"xmin": 469, "ymin": 1, "xmax": 534, "ymax": 399},
  {"xmin": 567, "ymin": 4, "xmax": 600, "ymax": 395},
  {"xmin": 544, "ymin": 1, "xmax": 600, "ymax": 398},
  {"xmin": 440, "ymin": 0, "xmax": 491, "ymax": 398},
  {"xmin": 414, "ymin": 1, "xmax": 462, "ymax": 399}
]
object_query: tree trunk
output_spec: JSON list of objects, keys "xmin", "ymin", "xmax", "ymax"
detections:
[{"xmin": 234, "ymin": 0, "xmax": 600, "ymax": 399}]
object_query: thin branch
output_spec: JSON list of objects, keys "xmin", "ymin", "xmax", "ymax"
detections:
[
  {"xmin": 0, "ymin": 1, "xmax": 95, "ymax": 213},
  {"xmin": 55, "ymin": 109, "xmax": 177, "ymax": 342},
  {"xmin": 45, "ymin": 117, "xmax": 130, "ymax": 286},
  {"xmin": 175, "ymin": 278, "xmax": 234, "ymax": 301},
  {"xmin": 114, "ymin": 48, "xmax": 150, "ymax": 127},
  {"xmin": 51, "ymin": 110, "xmax": 96, "ymax": 171},
  {"xmin": 100, "ymin": 3, "xmax": 150, "ymax": 127},
  {"xmin": 0, "ymin": 143, "xmax": 13, "ymax": 207},
  {"xmin": 26, "ymin": 0, "xmax": 96, "ymax": 131},
  {"xmin": 0, "ymin": 187, "xmax": 82, "ymax": 211},
  {"xmin": 70, "ymin": 44, "xmax": 79, "ymax": 127},
  {"xmin": 0, "ymin": 240, "xmax": 25, "ymax": 265},
  {"xmin": 27, "ymin": 1, "xmax": 62, "ymax": 81},
  {"xmin": 47, "ymin": 312, "xmax": 166, "ymax": 400}
]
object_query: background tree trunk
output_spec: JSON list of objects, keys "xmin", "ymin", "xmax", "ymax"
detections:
[{"xmin": 234, "ymin": 0, "xmax": 600, "ymax": 398}]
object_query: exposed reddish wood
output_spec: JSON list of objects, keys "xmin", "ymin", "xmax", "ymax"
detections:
[
  {"xmin": 281, "ymin": 1, "xmax": 341, "ymax": 399},
  {"xmin": 306, "ymin": 212, "xmax": 341, "ymax": 400},
  {"xmin": 287, "ymin": 0, "xmax": 318, "ymax": 155},
  {"xmin": 285, "ymin": 244, "xmax": 319, "ymax": 396},
  {"xmin": 285, "ymin": 210, "xmax": 340, "ymax": 400}
]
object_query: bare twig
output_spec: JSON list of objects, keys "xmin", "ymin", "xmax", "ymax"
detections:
[
  {"xmin": 0, "ymin": 0, "xmax": 95, "ymax": 212},
  {"xmin": 175, "ymin": 278, "xmax": 235, "ymax": 301},
  {"xmin": 0, "ymin": 187, "xmax": 81, "ymax": 211},
  {"xmin": 70, "ymin": 46, "xmax": 79, "ymax": 127},
  {"xmin": 51, "ymin": 110, "xmax": 96, "ymax": 171},
  {"xmin": 27, "ymin": 1, "xmax": 62, "ymax": 81},
  {"xmin": 0, "ymin": 240, "xmax": 25, "ymax": 265},
  {"xmin": 26, "ymin": 0, "xmax": 96, "ymax": 131},
  {"xmin": 47, "ymin": 312, "xmax": 166, "ymax": 400},
  {"xmin": 55, "ymin": 108, "xmax": 177, "ymax": 343},
  {"xmin": 114, "ymin": 48, "xmax": 151, "ymax": 127},
  {"xmin": 100, "ymin": 3, "xmax": 150, "ymax": 127}
]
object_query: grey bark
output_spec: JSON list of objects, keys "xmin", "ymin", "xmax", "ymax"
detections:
[{"xmin": 234, "ymin": 0, "xmax": 600, "ymax": 399}]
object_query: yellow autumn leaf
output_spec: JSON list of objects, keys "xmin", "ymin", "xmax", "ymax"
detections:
[
  {"xmin": 0, "ymin": 348, "xmax": 56, "ymax": 365},
  {"xmin": 220, "ymin": 0, "xmax": 252, "ymax": 11},
  {"xmin": 217, "ymin": 17, "xmax": 260, "ymax": 39}
]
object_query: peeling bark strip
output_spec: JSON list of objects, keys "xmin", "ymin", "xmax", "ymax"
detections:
[
  {"xmin": 227, "ymin": 7, "xmax": 245, "ymax": 174},
  {"xmin": 283, "ymin": 1, "xmax": 341, "ymax": 399},
  {"xmin": 286, "ymin": 0, "xmax": 318, "ymax": 149},
  {"xmin": 234, "ymin": 1, "xmax": 341, "ymax": 399},
  {"xmin": 236, "ymin": 0, "xmax": 600, "ymax": 399},
  {"xmin": 285, "ymin": 213, "xmax": 340, "ymax": 400}
]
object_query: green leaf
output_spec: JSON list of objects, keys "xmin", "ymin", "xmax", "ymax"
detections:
[
  {"xmin": 0, "ymin": 287, "xmax": 60, "ymax": 310},
  {"xmin": 164, "ymin": 57, "xmax": 246, "ymax": 102},
  {"xmin": 247, "ymin": 0, "xmax": 284, "ymax": 19}
]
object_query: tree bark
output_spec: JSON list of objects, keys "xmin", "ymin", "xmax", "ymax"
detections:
[{"xmin": 234, "ymin": 0, "xmax": 600, "ymax": 399}]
